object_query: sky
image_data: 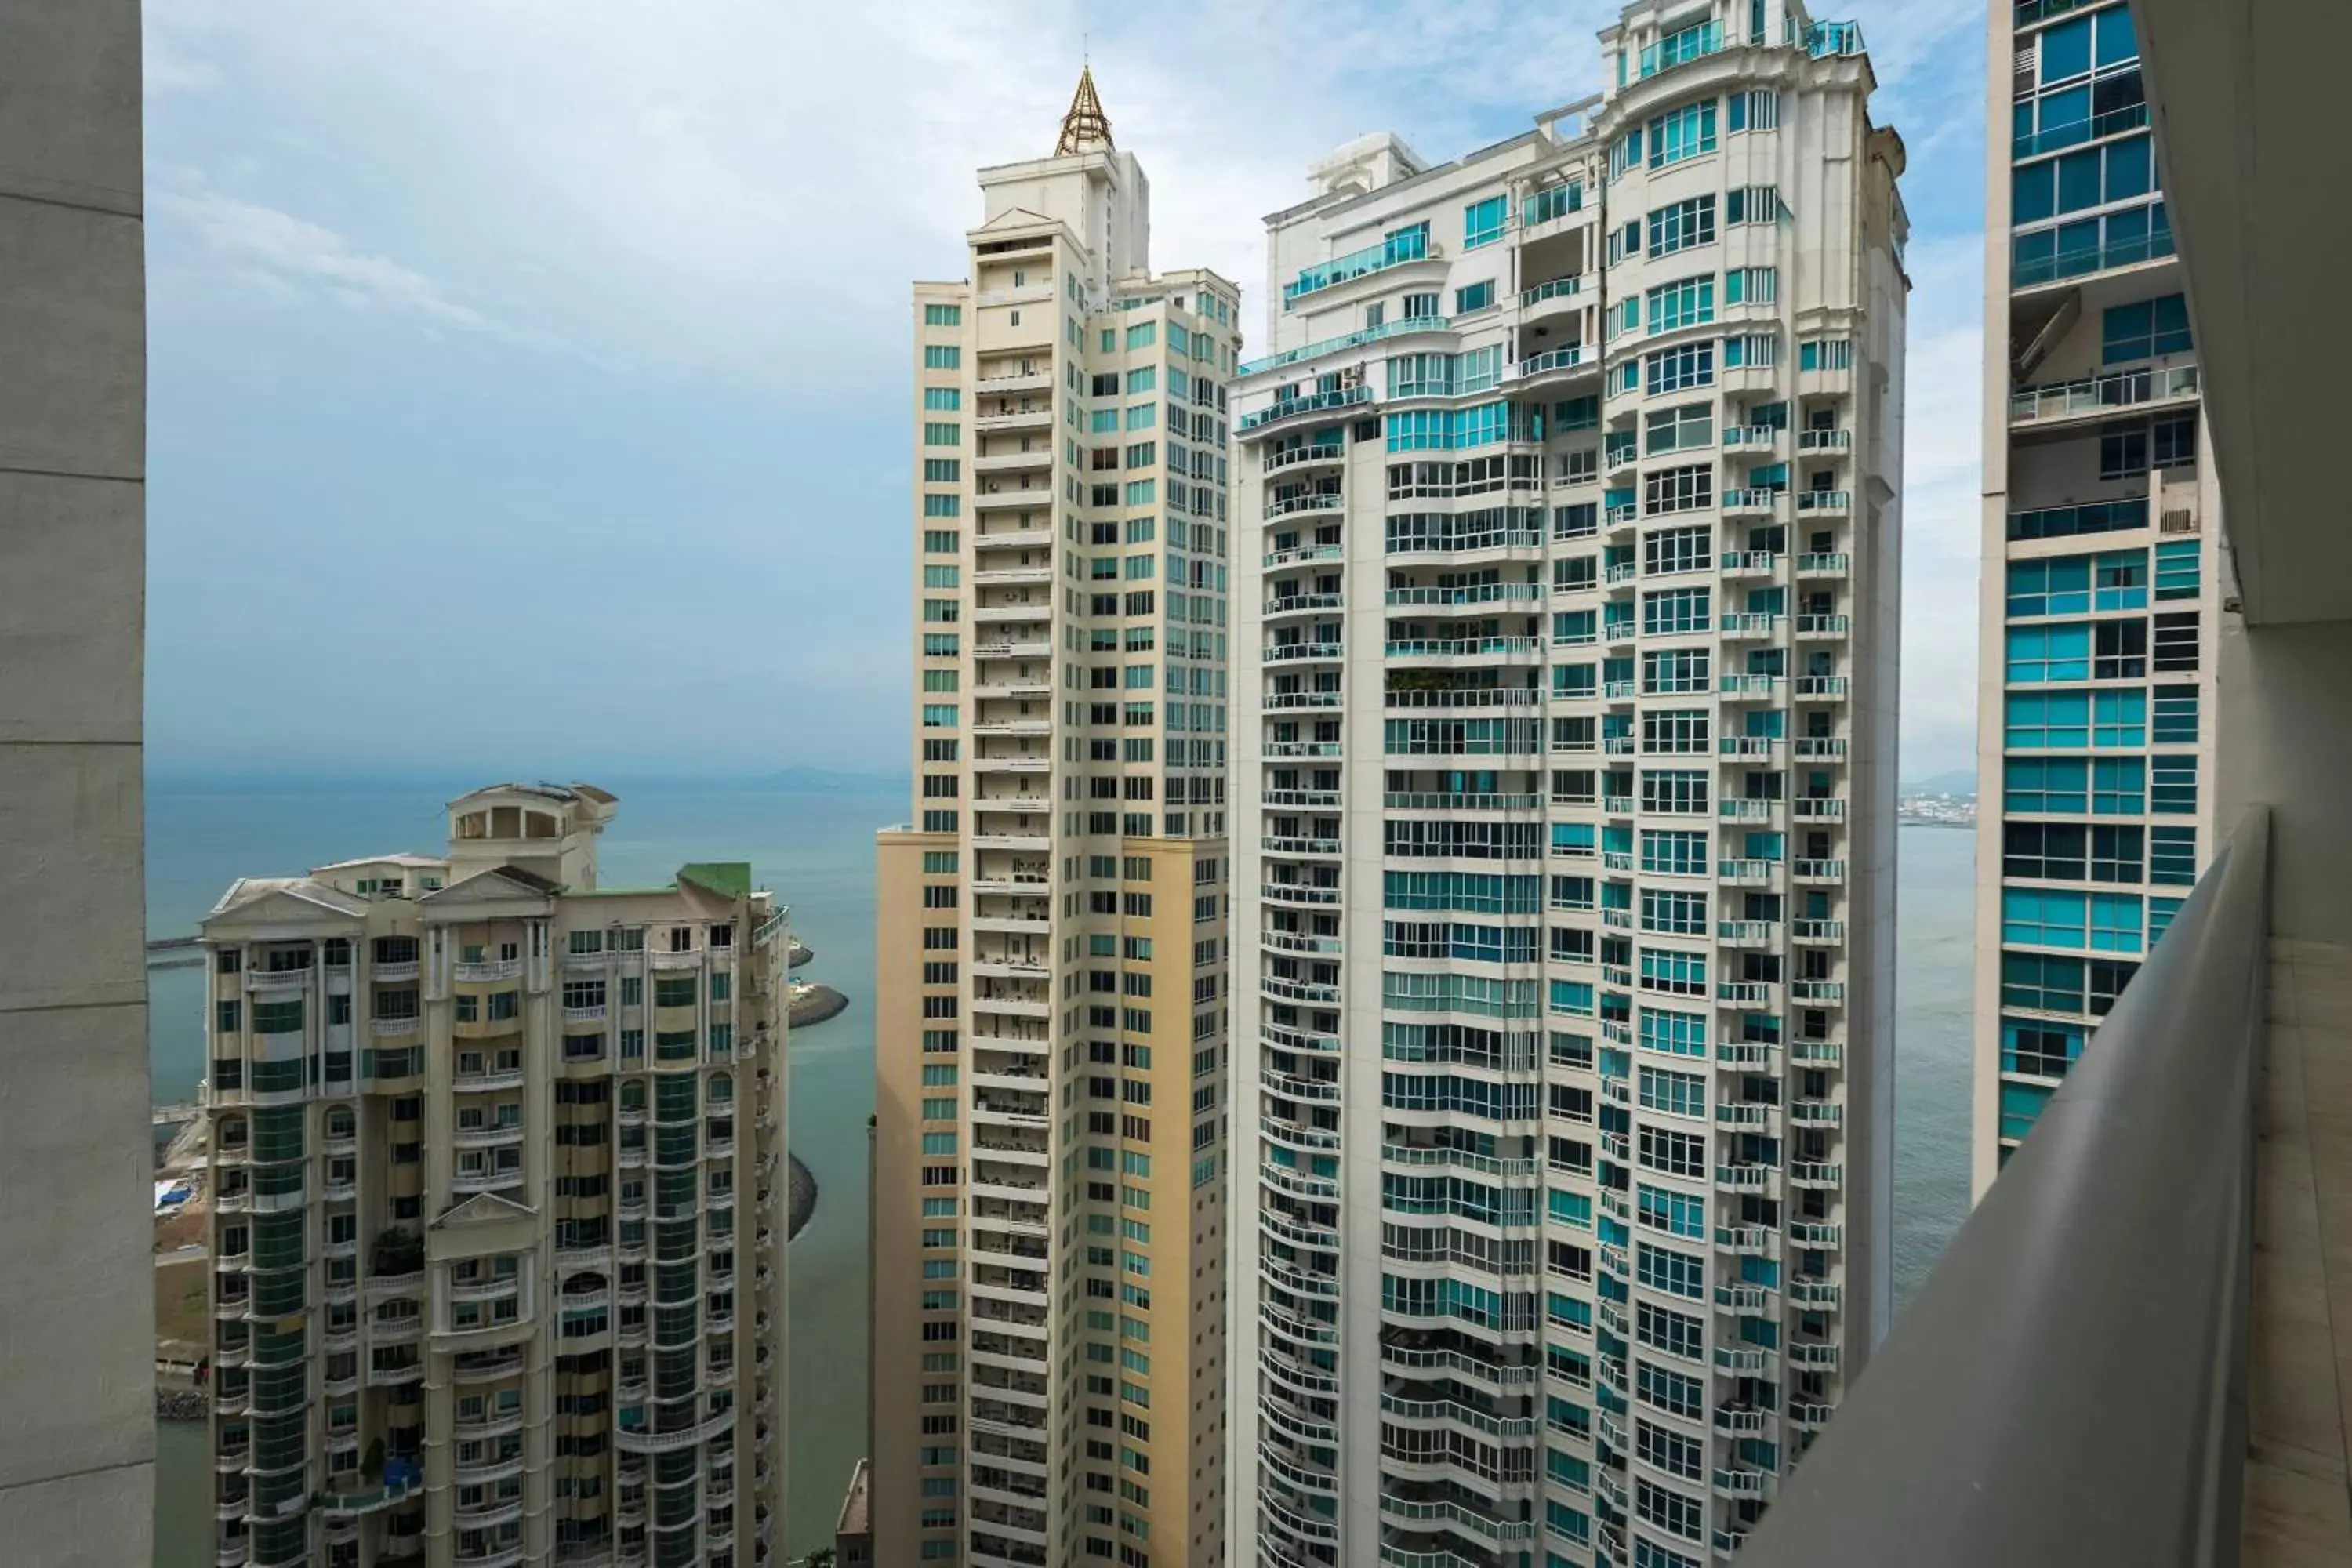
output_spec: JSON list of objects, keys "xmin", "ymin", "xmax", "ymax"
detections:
[{"xmin": 143, "ymin": 0, "xmax": 1987, "ymax": 782}]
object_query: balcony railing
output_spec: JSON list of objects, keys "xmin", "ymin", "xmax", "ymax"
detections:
[
  {"xmin": 1240, "ymin": 315, "xmax": 1450, "ymax": 378},
  {"xmin": 2011, "ymin": 365, "xmax": 2201, "ymax": 425},
  {"xmin": 1282, "ymin": 227, "xmax": 1437, "ymax": 310},
  {"xmin": 2013, "ymin": 227, "xmax": 2177, "ymax": 289},
  {"xmin": 1739, "ymin": 810, "xmax": 2267, "ymax": 1568}
]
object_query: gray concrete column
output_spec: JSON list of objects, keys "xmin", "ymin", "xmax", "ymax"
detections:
[{"xmin": 0, "ymin": 2, "xmax": 154, "ymax": 1563}]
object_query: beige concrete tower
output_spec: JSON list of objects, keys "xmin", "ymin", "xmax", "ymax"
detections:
[
  {"xmin": 873, "ymin": 71, "xmax": 1239, "ymax": 1568},
  {"xmin": 198, "ymin": 785, "xmax": 790, "ymax": 1568}
]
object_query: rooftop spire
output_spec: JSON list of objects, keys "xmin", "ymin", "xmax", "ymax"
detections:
[{"xmin": 1054, "ymin": 64, "xmax": 1113, "ymax": 156}]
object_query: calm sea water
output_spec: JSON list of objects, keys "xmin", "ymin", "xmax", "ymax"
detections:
[{"xmin": 147, "ymin": 782, "xmax": 1975, "ymax": 1561}]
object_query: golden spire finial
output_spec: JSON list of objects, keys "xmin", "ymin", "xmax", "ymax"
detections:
[{"xmin": 1054, "ymin": 61, "xmax": 1113, "ymax": 156}]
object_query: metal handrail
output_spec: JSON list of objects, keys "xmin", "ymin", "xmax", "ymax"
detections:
[{"xmin": 1741, "ymin": 809, "xmax": 2267, "ymax": 1567}]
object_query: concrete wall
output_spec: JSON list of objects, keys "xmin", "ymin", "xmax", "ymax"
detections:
[
  {"xmin": 869, "ymin": 830, "xmax": 943, "ymax": 1568},
  {"xmin": 0, "ymin": 1, "xmax": 153, "ymax": 1562},
  {"xmin": 2218, "ymin": 619, "xmax": 2352, "ymax": 943}
]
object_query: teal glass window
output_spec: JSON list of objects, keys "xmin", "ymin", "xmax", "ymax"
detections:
[
  {"xmin": 2005, "ymin": 623, "xmax": 2091, "ymax": 682},
  {"xmin": 1456, "ymin": 281, "xmax": 1496, "ymax": 314},
  {"xmin": 2092, "ymin": 688, "xmax": 2147, "ymax": 746},
  {"xmin": 2005, "ymin": 691, "xmax": 2089, "ymax": 748},
  {"xmin": 2001, "ymin": 1018, "xmax": 2085, "ymax": 1079},
  {"xmin": 2152, "ymin": 684, "xmax": 2199, "ymax": 743},
  {"xmin": 2150, "ymin": 826, "xmax": 2198, "ymax": 886},
  {"xmin": 2000, "ymin": 1081, "xmax": 2054, "ymax": 1142},
  {"xmin": 2089, "ymin": 891, "xmax": 2143, "ymax": 953},
  {"xmin": 1464, "ymin": 196, "xmax": 1508, "ymax": 249},
  {"xmin": 2005, "ymin": 757, "xmax": 2088, "ymax": 815},
  {"xmin": 1647, "ymin": 101, "xmax": 1718, "ymax": 169},
  {"xmin": 2154, "ymin": 540, "xmax": 2201, "ymax": 601},
  {"xmin": 2102, "ymin": 294, "xmax": 2192, "ymax": 365},
  {"xmin": 1637, "ymin": 1008, "xmax": 1708, "ymax": 1057},
  {"xmin": 2151, "ymin": 753, "xmax": 2198, "ymax": 815},
  {"xmin": 2149, "ymin": 896, "xmax": 2185, "ymax": 946},
  {"xmin": 2003, "ymin": 887, "xmax": 2089, "ymax": 948},
  {"xmin": 2092, "ymin": 550, "xmax": 2147, "ymax": 609},
  {"xmin": 2000, "ymin": 951, "xmax": 2084, "ymax": 1013},
  {"xmin": 1646, "ymin": 276, "xmax": 1715, "ymax": 332},
  {"xmin": 1549, "ymin": 980, "xmax": 1596, "ymax": 1018},
  {"xmin": 2092, "ymin": 756, "xmax": 2145, "ymax": 815}
]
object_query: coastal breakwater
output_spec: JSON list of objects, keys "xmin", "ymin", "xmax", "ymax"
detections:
[{"xmin": 789, "ymin": 985, "xmax": 848, "ymax": 1029}]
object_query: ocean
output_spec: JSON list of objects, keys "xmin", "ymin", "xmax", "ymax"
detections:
[{"xmin": 145, "ymin": 780, "xmax": 1975, "ymax": 1561}]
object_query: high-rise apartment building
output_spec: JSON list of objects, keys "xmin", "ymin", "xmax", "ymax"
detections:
[
  {"xmin": 1973, "ymin": 0, "xmax": 2223, "ymax": 1187},
  {"xmin": 1228, "ymin": 4, "xmax": 1907, "ymax": 1563},
  {"xmin": 198, "ymin": 784, "xmax": 790, "ymax": 1568},
  {"xmin": 0, "ymin": 4, "xmax": 154, "ymax": 1563},
  {"xmin": 871, "ymin": 72, "xmax": 1240, "ymax": 1568}
]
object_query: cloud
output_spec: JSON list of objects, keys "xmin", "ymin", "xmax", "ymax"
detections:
[
  {"xmin": 154, "ymin": 182, "xmax": 497, "ymax": 336},
  {"xmin": 139, "ymin": 0, "xmax": 1998, "ymax": 776}
]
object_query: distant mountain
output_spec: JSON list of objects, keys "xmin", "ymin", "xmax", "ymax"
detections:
[
  {"xmin": 756, "ymin": 765, "xmax": 906, "ymax": 793},
  {"xmin": 1901, "ymin": 769, "xmax": 1976, "ymax": 797}
]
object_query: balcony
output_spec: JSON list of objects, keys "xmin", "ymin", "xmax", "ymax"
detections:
[
  {"xmin": 2010, "ymin": 364, "xmax": 2201, "ymax": 428},
  {"xmin": 1738, "ymin": 810, "xmax": 2314, "ymax": 1568},
  {"xmin": 1281, "ymin": 229, "xmax": 1439, "ymax": 310},
  {"xmin": 2013, "ymin": 228, "xmax": 2178, "ymax": 290},
  {"xmin": 1239, "ymin": 385, "xmax": 1372, "ymax": 434}
]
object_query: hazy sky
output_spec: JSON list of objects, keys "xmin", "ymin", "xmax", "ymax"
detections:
[{"xmin": 144, "ymin": 1, "xmax": 1986, "ymax": 780}]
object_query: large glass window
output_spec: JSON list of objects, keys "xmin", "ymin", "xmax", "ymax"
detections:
[{"xmin": 1646, "ymin": 100, "xmax": 1718, "ymax": 168}]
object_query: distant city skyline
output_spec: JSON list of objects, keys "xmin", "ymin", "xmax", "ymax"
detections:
[{"xmin": 143, "ymin": 1, "xmax": 1990, "ymax": 778}]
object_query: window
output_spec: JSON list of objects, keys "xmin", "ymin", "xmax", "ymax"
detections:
[
  {"xmin": 923, "ymin": 303, "xmax": 961, "ymax": 326},
  {"xmin": 2144, "ymin": 826, "xmax": 2197, "ymax": 887},
  {"xmin": 2152, "ymin": 611, "xmax": 2201, "ymax": 673},
  {"xmin": 1638, "ymin": 1066, "xmax": 1705, "ymax": 1120},
  {"xmin": 1798, "ymin": 339, "xmax": 1853, "ymax": 372},
  {"xmin": 2154, "ymin": 540, "xmax": 2201, "ymax": 601},
  {"xmin": 922, "ymin": 387, "xmax": 960, "ymax": 411},
  {"xmin": 2152, "ymin": 685, "xmax": 2199, "ymax": 745},
  {"xmin": 922, "ymin": 422, "xmax": 960, "ymax": 447},
  {"xmin": 922, "ymin": 344, "xmax": 960, "ymax": 370},
  {"xmin": 2151, "ymin": 753, "xmax": 2199, "ymax": 815},
  {"xmin": 2005, "ymin": 622, "xmax": 2090, "ymax": 684},
  {"xmin": 1725, "ymin": 185, "xmax": 1784, "ymax": 225},
  {"xmin": 1645, "ymin": 343, "xmax": 1715, "ymax": 396},
  {"xmin": 1723, "ymin": 267, "xmax": 1777, "ymax": 305},
  {"xmin": 1640, "ymin": 706, "xmax": 1709, "ymax": 753},
  {"xmin": 1640, "ymin": 830, "xmax": 1708, "ymax": 877},
  {"xmin": 1463, "ymin": 196, "xmax": 1508, "ymax": 249},
  {"xmin": 1639, "ymin": 770, "xmax": 1709, "ymax": 815},
  {"xmin": 1454, "ymin": 280, "xmax": 1495, "ymax": 314},
  {"xmin": 1642, "ymin": 466, "xmax": 1712, "ymax": 517},
  {"xmin": 1645, "ymin": 402, "xmax": 1713, "ymax": 456},
  {"xmin": 1646, "ymin": 197, "xmax": 1717, "ymax": 260},
  {"xmin": 1727, "ymin": 88, "xmax": 1780, "ymax": 132},
  {"xmin": 2102, "ymin": 294, "xmax": 2192, "ymax": 365},
  {"xmin": 1646, "ymin": 100, "xmax": 1717, "ymax": 168},
  {"xmin": 2012, "ymin": 134, "xmax": 2155, "ymax": 225},
  {"xmin": 1645, "ymin": 276, "xmax": 1714, "ymax": 333},
  {"xmin": 1642, "ymin": 525, "xmax": 1711, "ymax": 576},
  {"xmin": 1642, "ymin": 648, "xmax": 1710, "ymax": 695}
]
